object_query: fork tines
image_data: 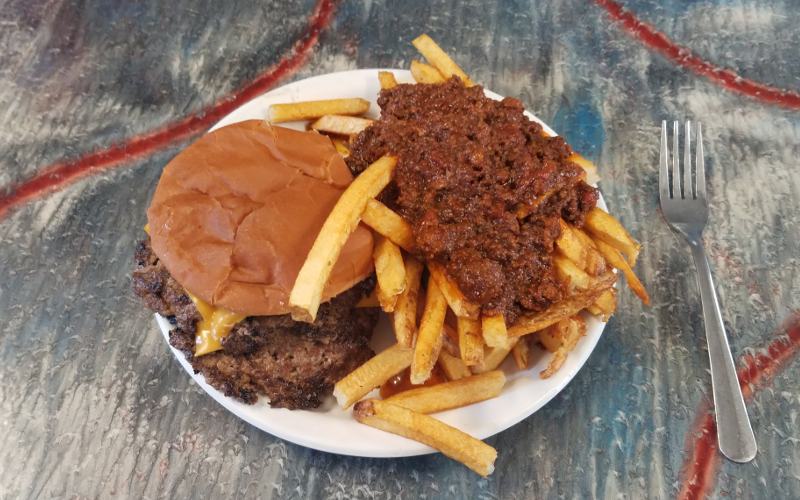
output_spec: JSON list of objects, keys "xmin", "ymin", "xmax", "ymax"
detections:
[{"xmin": 659, "ymin": 120, "xmax": 705, "ymax": 201}]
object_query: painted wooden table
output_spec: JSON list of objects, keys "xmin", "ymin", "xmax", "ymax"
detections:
[{"xmin": 1, "ymin": 1, "xmax": 798, "ymax": 498}]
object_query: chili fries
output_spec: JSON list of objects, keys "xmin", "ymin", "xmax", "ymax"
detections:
[{"xmin": 274, "ymin": 34, "xmax": 648, "ymax": 477}]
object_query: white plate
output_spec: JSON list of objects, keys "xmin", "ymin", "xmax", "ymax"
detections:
[{"xmin": 156, "ymin": 69, "xmax": 608, "ymax": 457}]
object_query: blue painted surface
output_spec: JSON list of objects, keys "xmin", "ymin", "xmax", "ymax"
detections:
[
  {"xmin": 0, "ymin": 1, "xmax": 798, "ymax": 498},
  {"xmin": 552, "ymin": 96, "xmax": 606, "ymax": 159}
]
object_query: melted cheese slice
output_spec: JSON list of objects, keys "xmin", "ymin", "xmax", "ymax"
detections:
[
  {"xmin": 186, "ymin": 291, "xmax": 245, "ymax": 356},
  {"xmin": 145, "ymin": 223, "xmax": 244, "ymax": 356}
]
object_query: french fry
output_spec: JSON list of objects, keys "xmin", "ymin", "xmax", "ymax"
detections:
[
  {"xmin": 438, "ymin": 351, "xmax": 472, "ymax": 380},
  {"xmin": 573, "ymin": 225, "xmax": 598, "ymax": 249},
  {"xmin": 441, "ymin": 323, "xmax": 461, "ymax": 358},
  {"xmin": 554, "ymin": 255, "xmax": 592, "ymax": 291},
  {"xmin": 268, "ymin": 98, "xmax": 370, "ymax": 123},
  {"xmin": 427, "ymin": 263, "xmax": 480, "ymax": 319},
  {"xmin": 289, "ymin": 155, "xmax": 397, "ymax": 322},
  {"xmin": 585, "ymin": 303, "xmax": 601, "ymax": 317},
  {"xmin": 508, "ymin": 272, "xmax": 616, "ymax": 337},
  {"xmin": 361, "ymin": 199, "xmax": 415, "ymax": 251},
  {"xmin": 374, "ymin": 236, "xmax": 407, "ymax": 312},
  {"xmin": 556, "ymin": 220, "xmax": 586, "ymax": 266},
  {"xmin": 457, "ymin": 316, "xmax": 484, "ymax": 366},
  {"xmin": 393, "ymin": 257, "xmax": 424, "ymax": 347},
  {"xmin": 584, "ymin": 248, "xmax": 607, "ymax": 277},
  {"xmin": 569, "ymin": 154, "xmax": 599, "ymax": 185},
  {"xmin": 472, "ymin": 341, "xmax": 517, "ymax": 374},
  {"xmin": 376, "ymin": 288, "xmax": 397, "ymax": 312},
  {"xmin": 584, "ymin": 208, "xmax": 641, "ymax": 266},
  {"xmin": 541, "ymin": 351, "xmax": 567, "ymax": 378},
  {"xmin": 334, "ymin": 344, "xmax": 413, "ymax": 409},
  {"xmin": 586, "ymin": 288, "xmax": 617, "ymax": 321},
  {"xmin": 311, "ymin": 115, "xmax": 374, "ymax": 136},
  {"xmin": 511, "ymin": 339, "xmax": 530, "ymax": 369},
  {"xmin": 332, "ymin": 138, "xmax": 350, "ymax": 157},
  {"xmin": 410, "ymin": 60, "xmax": 446, "ymax": 84},
  {"xmin": 385, "ymin": 370, "xmax": 505, "ymax": 413},
  {"xmin": 411, "ymin": 34, "xmax": 474, "ymax": 86},
  {"xmin": 356, "ymin": 288, "xmax": 379, "ymax": 308},
  {"xmin": 378, "ymin": 71, "xmax": 399, "ymax": 89},
  {"xmin": 556, "ymin": 220, "xmax": 606, "ymax": 276},
  {"xmin": 537, "ymin": 324, "xmax": 561, "ymax": 353},
  {"xmin": 539, "ymin": 316, "xmax": 586, "ymax": 378},
  {"xmin": 481, "ymin": 314, "xmax": 512, "ymax": 349},
  {"xmin": 538, "ymin": 317, "xmax": 584, "ymax": 352},
  {"xmin": 410, "ymin": 278, "xmax": 448, "ymax": 384},
  {"xmin": 596, "ymin": 287, "xmax": 617, "ymax": 316},
  {"xmin": 354, "ymin": 399, "xmax": 497, "ymax": 476},
  {"xmin": 572, "ymin": 226, "xmax": 608, "ymax": 275},
  {"xmin": 593, "ymin": 239, "xmax": 650, "ymax": 305}
]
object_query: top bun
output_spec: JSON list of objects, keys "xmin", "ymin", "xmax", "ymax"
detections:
[{"xmin": 147, "ymin": 120, "xmax": 374, "ymax": 316}]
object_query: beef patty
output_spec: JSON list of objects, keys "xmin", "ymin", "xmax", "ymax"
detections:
[{"xmin": 132, "ymin": 238, "xmax": 378, "ymax": 409}]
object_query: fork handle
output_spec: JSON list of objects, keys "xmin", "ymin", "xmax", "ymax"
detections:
[{"xmin": 689, "ymin": 242, "xmax": 757, "ymax": 462}]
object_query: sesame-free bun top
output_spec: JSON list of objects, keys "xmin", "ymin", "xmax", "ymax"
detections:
[{"xmin": 147, "ymin": 120, "xmax": 374, "ymax": 316}]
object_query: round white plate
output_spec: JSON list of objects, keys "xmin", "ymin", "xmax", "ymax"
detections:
[{"xmin": 156, "ymin": 69, "xmax": 608, "ymax": 457}]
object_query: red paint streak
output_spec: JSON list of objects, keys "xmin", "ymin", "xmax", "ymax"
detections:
[
  {"xmin": 594, "ymin": 0, "xmax": 800, "ymax": 109},
  {"xmin": 679, "ymin": 312, "xmax": 800, "ymax": 500},
  {"xmin": 0, "ymin": 0, "xmax": 337, "ymax": 219},
  {"xmin": 679, "ymin": 409, "xmax": 718, "ymax": 500}
]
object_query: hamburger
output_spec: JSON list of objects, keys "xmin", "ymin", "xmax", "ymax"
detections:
[{"xmin": 132, "ymin": 120, "xmax": 379, "ymax": 409}]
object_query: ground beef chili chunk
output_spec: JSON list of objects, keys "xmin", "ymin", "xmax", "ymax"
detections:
[
  {"xmin": 347, "ymin": 78, "xmax": 599, "ymax": 323},
  {"xmin": 132, "ymin": 238, "xmax": 378, "ymax": 409}
]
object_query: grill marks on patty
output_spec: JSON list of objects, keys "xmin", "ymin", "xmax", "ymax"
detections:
[
  {"xmin": 132, "ymin": 238, "xmax": 378, "ymax": 409},
  {"xmin": 133, "ymin": 240, "xmax": 200, "ymax": 333}
]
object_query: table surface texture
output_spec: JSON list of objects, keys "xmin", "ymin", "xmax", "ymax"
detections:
[{"xmin": 1, "ymin": 0, "xmax": 799, "ymax": 498}]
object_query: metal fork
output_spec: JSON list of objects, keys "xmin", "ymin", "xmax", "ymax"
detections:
[{"xmin": 659, "ymin": 121, "xmax": 757, "ymax": 463}]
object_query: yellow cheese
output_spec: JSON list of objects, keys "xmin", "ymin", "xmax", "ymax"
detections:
[
  {"xmin": 145, "ymin": 224, "xmax": 243, "ymax": 356},
  {"xmin": 186, "ymin": 292, "xmax": 245, "ymax": 356}
]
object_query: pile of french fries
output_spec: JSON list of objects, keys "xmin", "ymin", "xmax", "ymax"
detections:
[{"xmin": 269, "ymin": 34, "xmax": 649, "ymax": 476}]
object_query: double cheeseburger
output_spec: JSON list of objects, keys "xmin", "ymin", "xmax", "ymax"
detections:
[{"xmin": 132, "ymin": 120, "xmax": 379, "ymax": 409}]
